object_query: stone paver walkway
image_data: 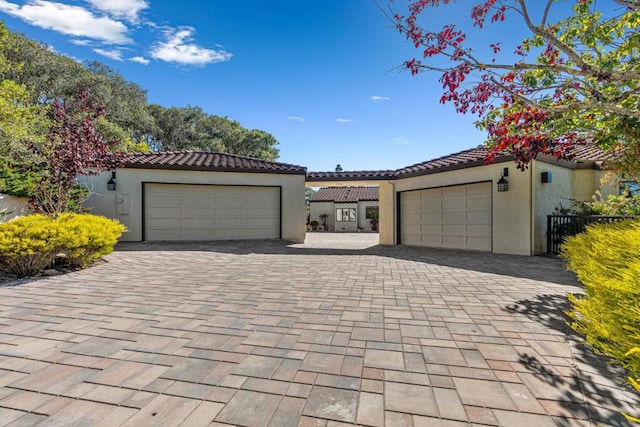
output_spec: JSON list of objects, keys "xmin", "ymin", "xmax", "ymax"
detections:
[{"xmin": 0, "ymin": 233, "xmax": 636, "ymax": 426}]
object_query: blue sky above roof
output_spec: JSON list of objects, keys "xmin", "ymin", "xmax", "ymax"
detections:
[{"xmin": 0, "ymin": 0, "xmax": 545, "ymax": 171}]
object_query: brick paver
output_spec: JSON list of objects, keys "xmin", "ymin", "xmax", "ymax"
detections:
[{"xmin": 0, "ymin": 233, "xmax": 635, "ymax": 426}]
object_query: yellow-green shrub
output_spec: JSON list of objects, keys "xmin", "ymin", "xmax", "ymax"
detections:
[
  {"xmin": 0, "ymin": 214, "xmax": 61, "ymax": 276},
  {"xmin": 0, "ymin": 214, "xmax": 126, "ymax": 276},
  {"xmin": 55, "ymin": 213, "xmax": 126, "ymax": 267},
  {"xmin": 562, "ymin": 220, "xmax": 640, "ymax": 379}
]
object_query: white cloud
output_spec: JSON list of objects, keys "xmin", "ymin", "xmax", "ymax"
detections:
[
  {"xmin": 0, "ymin": 0, "xmax": 132, "ymax": 44},
  {"xmin": 85, "ymin": 0, "xmax": 148, "ymax": 23},
  {"xmin": 371, "ymin": 95, "xmax": 390, "ymax": 102},
  {"xmin": 151, "ymin": 26, "xmax": 232, "ymax": 66},
  {"xmin": 336, "ymin": 118, "xmax": 354, "ymax": 123},
  {"xmin": 287, "ymin": 115, "xmax": 305, "ymax": 122},
  {"xmin": 70, "ymin": 39, "xmax": 93, "ymax": 46},
  {"xmin": 130, "ymin": 56, "xmax": 150, "ymax": 65},
  {"xmin": 93, "ymin": 48, "xmax": 123, "ymax": 61},
  {"xmin": 391, "ymin": 137, "xmax": 412, "ymax": 145}
]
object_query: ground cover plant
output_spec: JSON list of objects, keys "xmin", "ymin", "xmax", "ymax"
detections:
[
  {"xmin": 0, "ymin": 213, "xmax": 126, "ymax": 277},
  {"xmin": 562, "ymin": 220, "xmax": 640, "ymax": 381}
]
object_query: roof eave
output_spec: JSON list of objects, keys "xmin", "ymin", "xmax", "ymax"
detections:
[{"xmin": 124, "ymin": 163, "xmax": 307, "ymax": 175}]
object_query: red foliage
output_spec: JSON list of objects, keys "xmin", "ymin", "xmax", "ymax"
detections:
[
  {"xmin": 392, "ymin": 0, "xmax": 586, "ymax": 168},
  {"xmin": 29, "ymin": 91, "xmax": 126, "ymax": 214}
]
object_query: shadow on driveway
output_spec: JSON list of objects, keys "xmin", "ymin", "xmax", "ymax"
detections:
[{"xmin": 116, "ymin": 237, "xmax": 579, "ymax": 287}]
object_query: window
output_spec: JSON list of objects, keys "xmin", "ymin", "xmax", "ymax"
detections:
[
  {"xmin": 336, "ymin": 208, "xmax": 356, "ymax": 222},
  {"xmin": 365, "ymin": 206, "xmax": 379, "ymax": 219}
]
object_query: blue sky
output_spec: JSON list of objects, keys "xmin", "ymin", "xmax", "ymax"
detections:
[{"xmin": 0, "ymin": 0, "xmax": 535, "ymax": 171}]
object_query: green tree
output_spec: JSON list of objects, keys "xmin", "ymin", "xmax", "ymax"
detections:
[
  {"xmin": 335, "ymin": 164, "xmax": 343, "ymax": 172},
  {"xmin": 147, "ymin": 105, "xmax": 279, "ymax": 160},
  {"xmin": 391, "ymin": 0, "xmax": 640, "ymax": 175}
]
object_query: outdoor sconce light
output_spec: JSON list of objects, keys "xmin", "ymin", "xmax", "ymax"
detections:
[
  {"xmin": 497, "ymin": 167, "xmax": 509, "ymax": 192},
  {"xmin": 541, "ymin": 171, "xmax": 552, "ymax": 183},
  {"xmin": 107, "ymin": 171, "xmax": 117, "ymax": 191}
]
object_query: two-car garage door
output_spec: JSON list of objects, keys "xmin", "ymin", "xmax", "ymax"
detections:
[
  {"xmin": 400, "ymin": 182, "xmax": 492, "ymax": 251},
  {"xmin": 144, "ymin": 183, "xmax": 280, "ymax": 241}
]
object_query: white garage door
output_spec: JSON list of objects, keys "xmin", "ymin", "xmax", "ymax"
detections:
[
  {"xmin": 144, "ymin": 183, "xmax": 280, "ymax": 241},
  {"xmin": 400, "ymin": 182, "xmax": 492, "ymax": 251}
]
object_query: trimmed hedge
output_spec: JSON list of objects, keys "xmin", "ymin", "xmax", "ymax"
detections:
[
  {"xmin": 0, "ymin": 214, "xmax": 126, "ymax": 277},
  {"xmin": 562, "ymin": 219, "xmax": 640, "ymax": 379}
]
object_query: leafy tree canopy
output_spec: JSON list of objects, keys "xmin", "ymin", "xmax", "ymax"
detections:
[{"xmin": 391, "ymin": 0, "xmax": 639, "ymax": 176}]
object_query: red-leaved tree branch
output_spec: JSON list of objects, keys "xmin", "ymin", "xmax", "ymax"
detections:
[
  {"xmin": 390, "ymin": 0, "xmax": 640, "ymax": 172},
  {"xmin": 29, "ymin": 90, "xmax": 126, "ymax": 214}
]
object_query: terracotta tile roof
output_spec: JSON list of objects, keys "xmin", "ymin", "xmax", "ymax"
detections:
[
  {"xmin": 395, "ymin": 144, "xmax": 618, "ymax": 178},
  {"xmin": 306, "ymin": 170, "xmax": 396, "ymax": 181},
  {"xmin": 569, "ymin": 145, "xmax": 621, "ymax": 162},
  {"xmin": 395, "ymin": 147, "xmax": 513, "ymax": 178},
  {"xmin": 125, "ymin": 151, "xmax": 306, "ymax": 175},
  {"xmin": 311, "ymin": 186, "xmax": 379, "ymax": 203}
]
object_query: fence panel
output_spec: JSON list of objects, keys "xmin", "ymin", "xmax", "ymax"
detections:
[{"xmin": 547, "ymin": 215, "xmax": 639, "ymax": 255}]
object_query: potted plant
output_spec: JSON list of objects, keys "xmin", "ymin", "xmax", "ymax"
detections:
[
  {"xmin": 369, "ymin": 211, "xmax": 379, "ymax": 232},
  {"xmin": 319, "ymin": 213, "xmax": 329, "ymax": 231},
  {"xmin": 309, "ymin": 220, "xmax": 319, "ymax": 231}
]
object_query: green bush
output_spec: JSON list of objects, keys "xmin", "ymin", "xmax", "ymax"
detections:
[
  {"xmin": 558, "ymin": 192, "xmax": 640, "ymax": 216},
  {"xmin": 0, "ymin": 213, "xmax": 126, "ymax": 276},
  {"xmin": 55, "ymin": 213, "xmax": 126, "ymax": 267},
  {"xmin": 0, "ymin": 214, "xmax": 60, "ymax": 276},
  {"xmin": 562, "ymin": 220, "xmax": 640, "ymax": 379}
]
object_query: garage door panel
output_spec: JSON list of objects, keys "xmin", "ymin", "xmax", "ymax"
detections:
[
  {"xmin": 421, "ymin": 235, "xmax": 442, "ymax": 246},
  {"xmin": 401, "ymin": 183, "xmax": 492, "ymax": 252},
  {"xmin": 182, "ymin": 218, "xmax": 214, "ymax": 229},
  {"xmin": 147, "ymin": 196, "xmax": 182, "ymax": 208},
  {"xmin": 217, "ymin": 218, "xmax": 249, "ymax": 227},
  {"xmin": 467, "ymin": 210, "xmax": 491, "ymax": 224},
  {"xmin": 421, "ymin": 212, "xmax": 442, "ymax": 223},
  {"xmin": 442, "ymin": 224, "xmax": 464, "ymax": 236},
  {"xmin": 421, "ymin": 224, "xmax": 442, "ymax": 234},
  {"xmin": 466, "ymin": 182, "xmax": 490, "ymax": 195},
  {"xmin": 442, "ymin": 212, "xmax": 465, "ymax": 225},
  {"xmin": 182, "ymin": 208, "xmax": 214, "ymax": 218},
  {"xmin": 467, "ymin": 224, "xmax": 491, "ymax": 237},
  {"xmin": 442, "ymin": 199, "xmax": 465, "ymax": 210},
  {"xmin": 442, "ymin": 186, "xmax": 465, "ymax": 198},
  {"xmin": 144, "ymin": 183, "xmax": 280, "ymax": 241},
  {"xmin": 467, "ymin": 237, "xmax": 491, "ymax": 250},
  {"xmin": 466, "ymin": 196, "xmax": 491, "ymax": 210}
]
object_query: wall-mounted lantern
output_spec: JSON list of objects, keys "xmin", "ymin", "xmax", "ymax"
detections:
[
  {"xmin": 541, "ymin": 171, "xmax": 552, "ymax": 183},
  {"xmin": 497, "ymin": 167, "xmax": 509, "ymax": 192},
  {"xmin": 107, "ymin": 171, "xmax": 117, "ymax": 191}
]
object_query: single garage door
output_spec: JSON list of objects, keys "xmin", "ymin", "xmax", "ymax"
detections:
[
  {"xmin": 144, "ymin": 183, "xmax": 280, "ymax": 241},
  {"xmin": 400, "ymin": 182, "xmax": 492, "ymax": 251}
]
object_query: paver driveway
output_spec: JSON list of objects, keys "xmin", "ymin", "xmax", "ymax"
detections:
[{"xmin": 0, "ymin": 233, "xmax": 635, "ymax": 426}]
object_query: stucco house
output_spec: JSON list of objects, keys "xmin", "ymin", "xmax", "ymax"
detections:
[
  {"xmin": 1, "ymin": 144, "xmax": 624, "ymax": 256},
  {"xmin": 309, "ymin": 186, "xmax": 379, "ymax": 232},
  {"xmin": 307, "ymin": 145, "xmax": 620, "ymax": 256},
  {"xmin": 81, "ymin": 151, "xmax": 307, "ymax": 243}
]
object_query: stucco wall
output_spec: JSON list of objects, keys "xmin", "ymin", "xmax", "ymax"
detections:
[
  {"xmin": 357, "ymin": 201, "xmax": 379, "ymax": 232},
  {"xmin": 0, "ymin": 193, "xmax": 30, "ymax": 222},
  {"xmin": 532, "ymin": 162, "xmax": 619, "ymax": 254},
  {"xmin": 309, "ymin": 201, "xmax": 334, "ymax": 231},
  {"xmin": 532, "ymin": 161, "xmax": 577, "ymax": 255},
  {"xmin": 394, "ymin": 162, "xmax": 533, "ymax": 256},
  {"xmin": 81, "ymin": 168, "xmax": 306, "ymax": 243},
  {"xmin": 334, "ymin": 202, "xmax": 358, "ymax": 232},
  {"xmin": 378, "ymin": 182, "xmax": 395, "ymax": 245}
]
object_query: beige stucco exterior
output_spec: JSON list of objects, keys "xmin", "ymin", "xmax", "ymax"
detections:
[
  {"xmin": 394, "ymin": 161, "xmax": 533, "ymax": 255},
  {"xmin": 309, "ymin": 200, "xmax": 379, "ymax": 232},
  {"xmin": 531, "ymin": 159, "xmax": 617, "ymax": 254},
  {"xmin": 0, "ymin": 193, "xmax": 30, "ymax": 222},
  {"xmin": 81, "ymin": 168, "xmax": 306, "ymax": 243}
]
